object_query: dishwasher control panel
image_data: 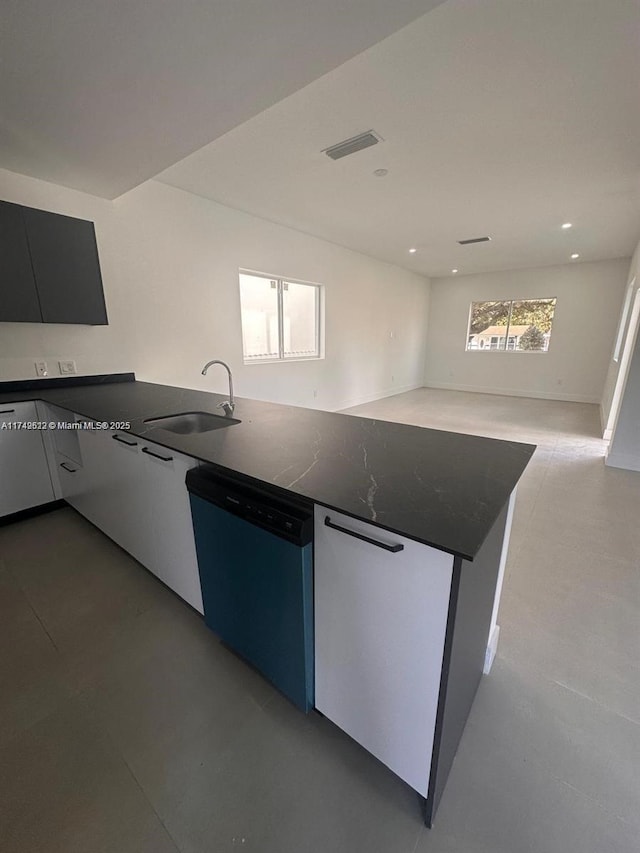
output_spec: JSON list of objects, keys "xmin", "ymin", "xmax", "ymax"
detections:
[{"xmin": 186, "ymin": 466, "xmax": 313, "ymax": 545}]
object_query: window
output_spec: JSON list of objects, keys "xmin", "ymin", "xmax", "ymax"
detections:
[
  {"xmin": 465, "ymin": 298, "xmax": 556, "ymax": 352},
  {"xmin": 239, "ymin": 271, "xmax": 322, "ymax": 363}
]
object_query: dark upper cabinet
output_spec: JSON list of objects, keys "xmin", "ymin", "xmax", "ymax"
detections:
[
  {"xmin": 22, "ymin": 207, "xmax": 108, "ymax": 325},
  {"xmin": 0, "ymin": 201, "xmax": 42, "ymax": 323}
]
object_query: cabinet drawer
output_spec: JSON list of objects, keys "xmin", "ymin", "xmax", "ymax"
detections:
[{"xmin": 314, "ymin": 505, "xmax": 454, "ymax": 795}]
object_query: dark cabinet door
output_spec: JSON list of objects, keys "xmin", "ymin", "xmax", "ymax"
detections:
[
  {"xmin": 0, "ymin": 201, "xmax": 42, "ymax": 322},
  {"xmin": 22, "ymin": 207, "xmax": 108, "ymax": 325}
]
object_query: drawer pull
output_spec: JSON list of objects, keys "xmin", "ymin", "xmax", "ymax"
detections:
[
  {"xmin": 112, "ymin": 434, "xmax": 138, "ymax": 447},
  {"xmin": 60, "ymin": 462, "xmax": 77, "ymax": 473},
  {"xmin": 0, "ymin": 409, "xmax": 16, "ymax": 415},
  {"xmin": 141, "ymin": 446, "xmax": 173, "ymax": 462},
  {"xmin": 324, "ymin": 515, "xmax": 404, "ymax": 553}
]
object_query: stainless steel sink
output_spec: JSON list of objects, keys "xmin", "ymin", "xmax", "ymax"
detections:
[{"xmin": 143, "ymin": 411, "xmax": 241, "ymax": 434}]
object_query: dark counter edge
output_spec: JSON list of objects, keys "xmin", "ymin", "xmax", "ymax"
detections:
[
  {"xmin": 182, "ymin": 461, "xmax": 487, "ymax": 562},
  {"xmin": 0, "ymin": 373, "xmax": 135, "ymax": 393},
  {"xmin": 1, "ymin": 374, "xmax": 531, "ymax": 561},
  {"xmin": 424, "ymin": 499, "xmax": 509, "ymax": 826}
]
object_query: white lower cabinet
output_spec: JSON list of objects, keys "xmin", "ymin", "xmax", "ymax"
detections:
[
  {"xmin": 140, "ymin": 440, "xmax": 203, "ymax": 613},
  {"xmin": 4, "ymin": 401, "xmax": 205, "ymax": 616},
  {"xmin": 46, "ymin": 403, "xmax": 83, "ymax": 468},
  {"xmin": 314, "ymin": 505, "xmax": 454, "ymax": 796},
  {"xmin": 0, "ymin": 401, "xmax": 55, "ymax": 516},
  {"xmin": 54, "ymin": 449, "xmax": 85, "ymax": 506},
  {"xmin": 37, "ymin": 403, "xmax": 87, "ymax": 508},
  {"xmin": 76, "ymin": 428, "xmax": 150, "ymax": 565},
  {"xmin": 74, "ymin": 426, "xmax": 203, "ymax": 613}
]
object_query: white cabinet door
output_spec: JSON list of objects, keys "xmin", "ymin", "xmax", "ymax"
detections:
[
  {"xmin": 139, "ymin": 439, "xmax": 203, "ymax": 613},
  {"xmin": 76, "ymin": 428, "xmax": 152, "ymax": 567},
  {"xmin": 0, "ymin": 401, "xmax": 55, "ymax": 516},
  {"xmin": 55, "ymin": 450, "xmax": 85, "ymax": 506},
  {"xmin": 38, "ymin": 403, "xmax": 87, "ymax": 508},
  {"xmin": 73, "ymin": 426, "xmax": 112, "ymax": 526},
  {"xmin": 314, "ymin": 505, "xmax": 454, "ymax": 796},
  {"xmin": 44, "ymin": 403, "xmax": 82, "ymax": 466},
  {"xmin": 104, "ymin": 432, "xmax": 152, "ymax": 567}
]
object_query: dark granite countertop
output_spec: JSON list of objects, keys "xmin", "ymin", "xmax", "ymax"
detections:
[{"xmin": 0, "ymin": 375, "xmax": 535, "ymax": 560}]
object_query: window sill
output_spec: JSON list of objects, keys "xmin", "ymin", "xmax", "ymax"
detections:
[{"xmin": 243, "ymin": 355, "xmax": 324, "ymax": 366}]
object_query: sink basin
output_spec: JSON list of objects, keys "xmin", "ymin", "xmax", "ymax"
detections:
[{"xmin": 144, "ymin": 411, "xmax": 241, "ymax": 434}]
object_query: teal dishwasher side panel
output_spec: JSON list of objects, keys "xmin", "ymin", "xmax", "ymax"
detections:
[{"xmin": 189, "ymin": 494, "xmax": 314, "ymax": 712}]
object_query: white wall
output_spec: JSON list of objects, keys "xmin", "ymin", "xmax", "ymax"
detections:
[
  {"xmin": 0, "ymin": 168, "xmax": 430, "ymax": 411},
  {"xmin": 423, "ymin": 260, "xmax": 629, "ymax": 404},
  {"xmin": 600, "ymin": 243, "xmax": 639, "ymax": 432},
  {"xmin": 606, "ymin": 241, "xmax": 640, "ymax": 471}
]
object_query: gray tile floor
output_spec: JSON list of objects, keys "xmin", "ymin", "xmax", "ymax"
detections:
[{"xmin": 1, "ymin": 388, "xmax": 638, "ymax": 852}]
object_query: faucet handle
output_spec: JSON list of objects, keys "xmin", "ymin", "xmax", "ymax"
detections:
[{"xmin": 217, "ymin": 400, "xmax": 235, "ymax": 416}]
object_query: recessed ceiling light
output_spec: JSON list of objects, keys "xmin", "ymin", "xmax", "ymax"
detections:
[
  {"xmin": 409, "ymin": 247, "xmax": 417, "ymax": 254},
  {"xmin": 562, "ymin": 222, "xmax": 572, "ymax": 229},
  {"xmin": 373, "ymin": 168, "xmax": 388, "ymax": 177},
  {"xmin": 571, "ymin": 253, "xmax": 580, "ymax": 259},
  {"xmin": 452, "ymin": 269, "xmax": 458, "ymax": 274}
]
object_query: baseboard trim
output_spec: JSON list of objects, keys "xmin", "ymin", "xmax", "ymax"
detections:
[
  {"xmin": 605, "ymin": 451, "xmax": 640, "ymax": 472},
  {"xmin": 0, "ymin": 499, "xmax": 66, "ymax": 527},
  {"xmin": 333, "ymin": 382, "xmax": 423, "ymax": 412},
  {"xmin": 600, "ymin": 403, "xmax": 614, "ymax": 439},
  {"xmin": 423, "ymin": 381, "xmax": 600, "ymax": 405}
]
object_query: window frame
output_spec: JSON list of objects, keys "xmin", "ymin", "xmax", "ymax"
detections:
[
  {"xmin": 239, "ymin": 269, "xmax": 324, "ymax": 365},
  {"xmin": 465, "ymin": 297, "xmax": 556, "ymax": 354}
]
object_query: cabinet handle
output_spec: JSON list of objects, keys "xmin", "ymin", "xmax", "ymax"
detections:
[
  {"xmin": 0, "ymin": 409, "xmax": 16, "ymax": 415},
  {"xmin": 60, "ymin": 462, "xmax": 77, "ymax": 473},
  {"xmin": 112, "ymin": 434, "xmax": 138, "ymax": 447},
  {"xmin": 324, "ymin": 515, "xmax": 404, "ymax": 553},
  {"xmin": 141, "ymin": 446, "xmax": 173, "ymax": 462}
]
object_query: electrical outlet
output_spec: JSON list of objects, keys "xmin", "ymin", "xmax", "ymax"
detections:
[
  {"xmin": 58, "ymin": 360, "xmax": 77, "ymax": 375},
  {"xmin": 34, "ymin": 361, "xmax": 48, "ymax": 377}
]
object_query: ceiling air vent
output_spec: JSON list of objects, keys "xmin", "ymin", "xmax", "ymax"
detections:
[
  {"xmin": 323, "ymin": 130, "xmax": 382, "ymax": 160},
  {"xmin": 458, "ymin": 236, "xmax": 492, "ymax": 245}
]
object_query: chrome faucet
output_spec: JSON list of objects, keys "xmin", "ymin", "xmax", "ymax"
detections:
[{"xmin": 201, "ymin": 359, "xmax": 235, "ymax": 416}]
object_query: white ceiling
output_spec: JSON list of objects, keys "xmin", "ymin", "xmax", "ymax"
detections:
[
  {"xmin": 159, "ymin": 0, "xmax": 640, "ymax": 277},
  {"xmin": 0, "ymin": 0, "xmax": 444, "ymax": 198}
]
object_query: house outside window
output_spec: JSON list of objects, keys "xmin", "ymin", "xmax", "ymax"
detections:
[
  {"xmin": 239, "ymin": 271, "xmax": 323, "ymax": 363},
  {"xmin": 466, "ymin": 298, "xmax": 556, "ymax": 352}
]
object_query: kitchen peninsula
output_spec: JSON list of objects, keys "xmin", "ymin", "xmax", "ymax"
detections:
[{"xmin": 0, "ymin": 373, "xmax": 534, "ymax": 825}]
